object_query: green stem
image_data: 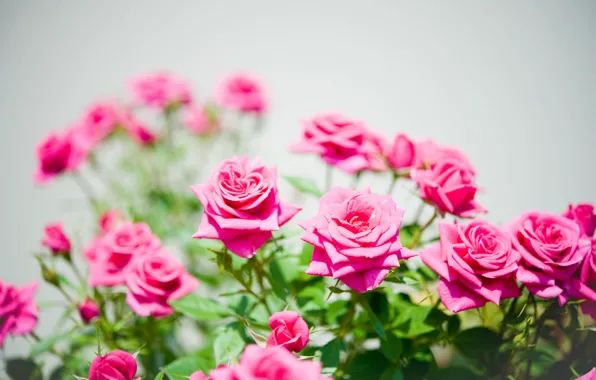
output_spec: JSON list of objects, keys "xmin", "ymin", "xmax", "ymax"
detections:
[
  {"xmin": 386, "ymin": 172, "xmax": 399, "ymax": 195},
  {"xmin": 30, "ymin": 332, "xmax": 66, "ymax": 360},
  {"xmin": 408, "ymin": 212, "xmax": 438, "ymax": 249},
  {"xmin": 73, "ymin": 173, "xmax": 100, "ymax": 213}
]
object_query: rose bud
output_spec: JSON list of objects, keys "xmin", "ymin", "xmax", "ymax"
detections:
[
  {"xmin": 89, "ymin": 350, "xmax": 140, "ymax": 380},
  {"xmin": 78, "ymin": 299, "xmax": 100, "ymax": 324},
  {"xmin": 41, "ymin": 223, "xmax": 71, "ymax": 256}
]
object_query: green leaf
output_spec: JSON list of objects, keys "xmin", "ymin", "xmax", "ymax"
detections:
[
  {"xmin": 57, "ymin": 274, "xmax": 76, "ymax": 290},
  {"xmin": 399, "ymin": 224, "xmax": 420, "ymax": 248},
  {"xmin": 447, "ymin": 315, "xmax": 461, "ymax": 337},
  {"xmin": 427, "ymin": 367, "xmax": 481, "ymax": 380},
  {"xmin": 28, "ymin": 331, "xmax": 70, "ymax": 357},
  {"xmin": 165, "ymin": 355, "xmax": 212, "ymax": 380},
  {"xmin": 284, "ymin": 176, "xmax": 323, "ymax": 197},
  {"xmin": 169, "ymin": 294, "xmax": 232, "ymax": 321},
  {"xmin": 299, "ymin": 243, "xmax": 314, "ymax": 266},
  {"xmin": 214, "ymin": 329, "xmax": 246, "ymax": 366},
  {"xmin": 359, "ymin": 296, "xmax": 386, "ymax": 340},
  {"xmin": 380, "ymin": 366, "xmax": 405, "ymax": 380},
  {"xmin": 380, "ymin": 332, "xmax": 403, "ymax": 362},
  {"xmin": 321, "ymin": 338, "xmax": 344, "ymax": 368},
  {"xmin": 454, "ymin": 327, "xmax": 502, "ymax": 359},
  {"xmin": 154, "ymin": 371, "xmax": 166, "ymax": 380},
  {"xmin": 347, "ymin": 351, "xmax": 390, "ymax": 380},
  {"xmin": 325, "ymin": 300, "xmax": 348, "ymax": 325},
  {"xmin": 268, "ymin": 259, "xmax": 289, "ymax": 300},
  {"xmin": 5, "ymin": 358, "xmax": 43, "ymax": 380}
]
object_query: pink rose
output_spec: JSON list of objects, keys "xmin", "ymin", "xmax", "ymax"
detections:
[
  {"xmin": 99, "ymin": 210, "xmax": 124, "ymax": 235},
  {"xmin": 192, "ymin": 156, "xmax": 301, "ymax": 258},
  {"xmin": 576, "ymin": 368, "xmax": 596, "ymax": 380},
  {"xmin": 183, "ymin": 104, "xmax": 219, "ymax": 135},
  {"xmin": 507, "ymin": 211, "xmax": 592, "ymax": 299},
  {"xmin": 300, "ymin": 187, "xmax": 416, "ymax": 293},
  {"xmin": 385, "ymin": 133, "xmax": 416, "ymax": 170},
  {"xmin": 125, "ymin": 249, "xmax": 198, "ymax": 317},
  {"xmin": 414, "ymin": 139, "xmax": 476, "ymax": 174},
  {"xmin": 266, "ymin": 311, "xmax": 309, "ymax": 353},
  {"xmin": 190, "ymin": 371, "xmax": 210, "ymax": 380},
  {"xmin": 78, "ymin": 298, "xmax": 100, "ymax": 324},
  {"xmin": 89, "ymin": 222, "xmax": 161, "ymax": 286},
  {"xmin": 41, "ymin": 222, "xmax": 71, "ymax": 255},
  {"xmin": 34, "ymin": 130, "xmax": 85, "ymax": 183},
  {"xmin": 0, "ymin": 281, "xmax": 38, "ymax": 348},
  {"xmin": 577, "ymin": 238, "xmax": 596, "ymax": 317},
  {"xmin": 411, "ymin": 160, "xmax": 486, "ymax": 217},
  {"xmin": 421, "ymin": 220, "xmax": 522, "ymax": 312},
  {"xmin": 129, "ymin": 72, "xmax": 192, "ymax": 110},
  {"xmin": 79, "ymin": 101, "xmax": 122, "ymax": 147},
  {"xmin": 564, "ymin": 203, "xmax": 596, "ymax": 237},
  {"xmin": 215, "ymin": 74, "xmax": 267, "ymax": 113},
  {"xmin": 89, "ymin": 350, "xmax": 140, "ymax": 380},
  {"xmin": 121, "ymin": 111, "xmax": 157, "ymax": 145},
  {"xmin": 210, "ymin": 345, "xmax": 331, "ymax": 380},
  {"xmin": 291, "ymin": 113, "xmax": 386, "ymax": 174}
]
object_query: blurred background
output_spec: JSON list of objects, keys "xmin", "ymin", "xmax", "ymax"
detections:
[{"xmin": 1, "ymin": 0, "xmax": 595, "ymax": 359}]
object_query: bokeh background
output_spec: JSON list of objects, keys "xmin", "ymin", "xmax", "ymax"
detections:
[{"xmin": 1, "ymin": 0, "xmax": 596, "ymax": 359}]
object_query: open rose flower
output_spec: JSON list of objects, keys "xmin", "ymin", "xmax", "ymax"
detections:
[
  {"xmin": 0, "ymin": 281, "xmax": 38, "ymax": 348},
  {"xmin": 414, "ymin": 139, "xmax": 476, "ymax": 174},
  {"xmin": 267, "ymin": 311, "xmax": 309, "ymax": 353},
  {"xmin": 125, "ymin": 249, "xmax": 198, "ymax": 317},
  {"xmin": 129, "ymin": 72, "xmax": 192, "ymax": 110},
  {"xmin": 507, "ymin": 211, "xmax": 592, "ymax": 299},
  {"xmin": 421, "ymin": 220, "xmax": 522, "ymax": 312},
  {"xmin": 41, "ymin": 222, "xmax": 71, "ymax": 255},
  {"xmin": 192, "ymin": 156, "xmax": 301, "ymax": 258},
  {"xmin": 411, "ymin": 160, "xmax": 486, "ymax": 217},
  {"xmin": 34, "ymin": 129, "xmax": 86, "ymax": 183},
  {"xmin": 575, "ymin": 238, "xmax": 596, "ymax": 318},
  {"xmin": 564, "ymin": 203, "xmax": 596, "ymax": 237},
  {"xmin": 89, "ymin": 350, "xmax": 140, "ymax": 380},
  {"xmin": 577, "ymin": 368, "xmax": 596, "ymax": 380},
  {"xmin": 215, "ymin": 74, "xmax": 267, "ymax": 113},
  {"xmin": 291, "ymin": 113, "xmax": 386, "ymax": 174},
  {"xmin": 210, "ymin": 345, "xmax": 331, "ymax": 380},
  {"xmin": 89, "ymin": 222, "xmax": 161, "ymax": 287},
  {"xmin": 79, "ymin": 101, "xmax": 122, "ymax": 147},
  {"xmin": 300, "ymin": 187, "xmax": 415, "ymax": 293}
]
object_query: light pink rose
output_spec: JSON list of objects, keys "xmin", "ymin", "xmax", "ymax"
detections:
[
  {"xmin": 421, "ymin": 220, "xmax": 522, "ymax": 312},
  {"xmin": 192, "ymin": 156, "xmax": 301, "ymax": 258},
  {"xmin": 190, "ymin": 371, "xmax": 210, "ymax": 380},
  {"xmin": 89, "ymin": 222, "xmax": 161, "ymax": 287},
  {"xmin": 89, "ymin": 350, "xmax": 140, "ymax": 380},
  {"xmin": 0, "ymin": 281, "xmax": 38, "ymax": 348},
  {"xmin": 125, "ymin": 249, "xmax": 198, "ymax": 318},
  {"xmin": 507, "ymin": 212, "xmax": 592, "ymax": 300},
  {"xmin": 215, "ymin": 74, "xmax": 267, "ymax": 113},
  {"xmin": 34, "ymin": 129, "xmax": 85, "ymax": 183},
  {"xmin": 291, "ymin": 113, "xmax": 386, "ymax": 174},
  {"xmin": 41, "ymin": 222, "xmax": 71, "ymax": 255},
  {"xmin": 210, "ymin": 345, "xmax": 331, "ymax": 380},
  {"xmin": 385, "ymin": 133, "xmax": 416, "ymax": 170},
  {"xmin": 300, "ymin": 187, "xmax": 416, "ymax": 293},
  {"xmin": 121, "ymin": 111, "xmax": 157, "ymax": 145},
  {"xmin": 576, "ymin": 368, "xmax": 596, "ymax": 380},
  {"xmin": 129, "ymin": 72, "xmax": 192, "ymax": 110},
  {"xmin": 183, "ymin": 104, "xmax": 219, "ymax": 135},
  {"xmin": 78, "ymin": 298, "xmax": 100, "ymax": 324},
  {"xmin": 564, "ymin": 203, "xmax": 596, "ymax": 237},
  {"xmin": 414, "ymin": 139, "xmax": 476, "ymax": 174},
  {"xmin": 266, "ymin": 311, "xmax": 309, "ymax": 353},
  {"xmin": 79, "ymin": 101, "xmax": 122, "ymax": 147},
  {"xmin": 411, "ymin": 160, "xmax": 486, "ymax": 217}
]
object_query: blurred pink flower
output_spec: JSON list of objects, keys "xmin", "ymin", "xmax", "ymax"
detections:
[
  {"xmin": 121, "ymin": 111, "xmax": 157, "ymax": 145},
  {"xmin": 183, "ymin": 104, "xmax": 219, "ymax": 135},
  {"xmin": 78, "ymin": 298, "xmax": 100, "ymax": 324},
  {"xmin": 129, "ymin": 72, "xmax": 192, "ymax": 110},
  {"xmin": 385, "ymin": 133, "xmax": 416, "ymax": 170},
  {"xmin": 0, "ymin": 281, "xmax": 38, "ymax": 348},
  {"xmin": 41, "ymin": 222, "xmax": 71, "ymax": 255},
  {"xmin": 78, "ymin": 101, "xmax": 122, "ymax": 147},
  {"xmin": 215, "ymin": 74, "xmax": 267, "ymax": 113},
  {"xmin": 34, "ymin": 129, "xmax": 86, "ymax": 183},
  {"xmin": 563, "ymin": 203, "xmax": 596, "ymax": 237},
  {"xmin": 414, "ymin": 139, "xmax": 476, "ymax": 174}
]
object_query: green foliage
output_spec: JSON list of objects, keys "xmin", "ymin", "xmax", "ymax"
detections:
[
  {"xmin": 283, "ymin": 176, "xmax": 323, "ymax": 197},
  {"xmin": 213, "ymin": 328, "xmax": 246, "ymax": 366},
  {"xmin": 164, "ymin": 355, "xmax": 213, "ymax": 379},
  {"xmin": 454, "ymin": 327, "xmax": 503, "ymax": 359},
  {"xmin": 169, "ymin": 294, "xmax": 232, "ymax": 321}
]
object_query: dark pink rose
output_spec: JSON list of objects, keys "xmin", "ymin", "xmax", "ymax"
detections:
[
  {"xmin": 266, "ymin": 311, "xmax": 309, "ymax": 353},
  {"xmin": 411, "ymin": 160, "xmax": 486, "ymax": 217},
  {"xmin": 421, "ymin": 220, "xmax": 521, "ymax": 312},
  {"xmin": 78, "ymin": 298, "xmax": 100, "ymax": 324},
  {"xmin": 121, "ymin": 111, "xmax": 157, "ymax": 145},
  {"xmin": 34, "ymin": 129, "xmax": 85, "ymax": 183},
  {"xmin": 576, "ymin": 238, "xmax": 596, "ymax": 317},
  {"xmin": 89, "ymin": 222, "xmax": 161, "ymax": 287},
  {"xmin": 300, "ymin": 187, "xmax": 416, "ymax": 293},
  {"xmin": 291, "ymin": 113, "xmax": 386, "ymax": 174},
  {"xmin": 129, "ymin": 72, "xmax": 192, "ymax": 110},
  {"xmin": 576, "ymin": 368, "xmax": 596, "ymax": 380},
  {"xmin": 210, "ymin": 345, "xmax": 331, "ymax": 380},
  {"xmin": 215, "ymin": 74, "xmax": 267, "ymax": 113},
  {"xmin": 79, "ymin": 101, "xmax": 121, "ymax": 147},
  {"xmin": 125, "ymin": 249, "xmax": 198, "ymax": 317},
  {"xmin": 192, "ymin": 156, "xmax": 301, "ymax": 258},
  {"xmin": 385, "ymin": 133, "xmax": 416, "ymax": 170},
  {"xmin": 183, "ymin": 104, "xmax": 219, "ymax": 135},
  {"xmin": 89, "ymin": 350, "xmax": 139, "ymax": 380},
  {"xmin": 414, "ymin": 139, "xmax": 476, "ymax": 174},
  {"xmin": 564, "ymin": 203, "xmax": 596, "ymax": 237},
  {"xmin": 41, "ymin": 222, "xmax": 71, "ymax": 255},
  {"xmin": 0, "ymin": 281, "xmax": 38, "ymax": 348},
  {"xmin": 507, "ymin": 211, "xmax": 592, "ymax": 299}
]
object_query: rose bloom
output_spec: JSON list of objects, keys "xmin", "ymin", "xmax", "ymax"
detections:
[
  {"xmin": 79, "ymin": 101, "xmax": 122, "ymax": 147},
  {"xmin": 411, "ymin": 160, "xmax": 486, "ymax": 218},
  {"xmin": 421, "ymin": 220, "xmax": 522, "ymax": 312},
  {"xmin": 507, "ymin": 211, "xmax": 592, "ymax": 299},
  {"xmin": 183, "ymin": 104, "xmax": 219, "ymax": 135},
  {"xmin": 577, "ymin": 238, "xmax": 596, "ymax": 317},
  {"xmin": 414, "ymin": 139, "xmax": 476, "ymax": 174},
  {"xmin": 576, "ymin": 368, "xmax": 596, "ymax": 380},
  {"xmin": 210, "ymin": 345, "xmax": 331, "ymax": 380},
  {"xmin": 300, "ymin": 187, "xmax": 416, "ymax": 293},
  {"xmin": 385, "ymin": 133, "xmax": 416, "ymax": 170},
  {"xmin": 78, "ymin": 298, "xmax": 100, "ymax": 324},
  {"xmin": 125, "ymin": 249, "xmax": 198, "ymax": 317},
  {"xmin": 291, "ymin": 113, "xmax": 386, "ymax": 174},
  {"xmin": 89, "ymin": 222, "xmax": 161, "ymax": 287},
  {"xmin": 121, "ymin": 111, "xmax": 157, "ymax": 145},
  {"xmin": 99, "ymin": 210, "xmax": 124, "ymax": 235},
  {"xmin": 129, "ymin": 72, "xmax": 192, "ymax": 110},
  {"xmin": 215, "ymin": 74, "xmax": 267, "ymax": 113},
  {"xmin": 34, "ymin": 129, "xmax": 86, "ymax": 183},
  {"xmin": 89, "ymin": 350, "xmax": 140, "ymax": 380},
  {"xmin": 267, "ymin": 311, "xmax": 309, "ymax": 353},
  {"xmin": 41, "ymin": 222, "xmax": 71, "ymax": 255},
  {"xmin": 0, "ymin": 281, "xmax": 38, "ymax": 348},
  {"xmin": 192, "ymin": 156, "xmax": 301, "ymax": 258},
  {"xmin": 563, "ymin": 203, "xmax": 596, "ymax": 237}
]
